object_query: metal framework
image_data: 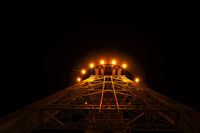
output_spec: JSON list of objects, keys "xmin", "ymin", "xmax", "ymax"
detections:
[
  {"xmin": 32, "ymin": 75, "xmax": 180, "ymax": 132},
  {"xmin": 0, "ymin": 65, "xmax": 200, "ymax": 133}
]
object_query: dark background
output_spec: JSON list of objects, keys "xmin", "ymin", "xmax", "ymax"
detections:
[{"xmin": 1, "ymin": 4, "xmax": 199, "ymax": 117}]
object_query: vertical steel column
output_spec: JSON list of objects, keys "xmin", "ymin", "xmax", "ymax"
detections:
[
  {"xmin": 99, "ymin": 76, "xmax": 106, "ymax": 112},
  {"xmin": 111, "ymin": 76, "xmax": 119, "ymax": 112}
]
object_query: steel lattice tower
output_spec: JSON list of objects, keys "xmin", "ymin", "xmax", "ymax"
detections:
[{"xmin": 0, "ymin": 64, "xmax": 200, "ymax": 133}]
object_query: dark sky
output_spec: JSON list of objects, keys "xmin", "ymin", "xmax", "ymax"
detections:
[{"xmin": 1, "ymin": 4, "xmax": 199, "ymax": 117}]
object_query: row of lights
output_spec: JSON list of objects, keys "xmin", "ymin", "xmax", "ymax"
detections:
[
  {"xmin": 76, "ymin": 59, "xmax": 140, "ymax": 83},
  {"xmin": 99, "ymin": 59, "xmax": 127, "ymax": 68},
  {"xmin": 85, "ymin": 60, "xmax": 126, "ymax": 69},
  {"xmin": 77, "ymin": 76, "xmax": 140, "ymax": 83},
  {"xmin": 77, "ymin": 59, "xmax": 127, "ymax": 82}
]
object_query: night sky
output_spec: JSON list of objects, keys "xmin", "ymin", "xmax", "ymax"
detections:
[{"xmin": 1, "ymin": 4, "xmax": 199, "ymax": 117}]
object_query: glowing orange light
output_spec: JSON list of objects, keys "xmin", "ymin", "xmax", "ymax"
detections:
[
  {"xmin": 100, "ymin": 60, "xmax": 105, "ymax": 65},
  {"xmin": 81, "ymin": 69, "xmax": 86, "ymax": 74},
  {"xmin": 122, "ymin": 63, "xmax": 127, "ymax": 68},
  {"xmin": 89, "ymin": 63, "xmax": 94, "ymax": 68},
  {"xmin": 77, "ymin": 77, "xmax": 81, "ymax": 82},
  {"xmin": 135, "ymin": 77, "xmax": 140, "ymax": 83},
  {"xmin": 111, "ymin": 60, "xmax": 116, "ymax": 65}
]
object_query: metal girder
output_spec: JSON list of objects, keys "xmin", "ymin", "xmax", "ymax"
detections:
[
  {"xmin": 31, "ymin": 75, "xmax": 181, "ymax": 132},
  {"xmin": 37, "ymin": 109, "xmax": 179, "ymax": 132}
]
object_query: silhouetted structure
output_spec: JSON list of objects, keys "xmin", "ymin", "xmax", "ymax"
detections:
[{"xmin": 0, "ymin": 64, "xmax": 200, "ymax": 133}]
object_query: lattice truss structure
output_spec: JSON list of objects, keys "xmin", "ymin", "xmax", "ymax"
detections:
[{"xmin": 35, "ymin": 75, "xmax": 179, "ymax": 132}]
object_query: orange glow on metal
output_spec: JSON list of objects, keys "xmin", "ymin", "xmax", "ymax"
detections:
[
  {"xmin": 122, "ymin": 63, "xmax": 127, "ymax": 68},
  {"xmin": 135, "ymin": 77, "xmax": 140, "ymax": 83},
  {"xmin": 81, "ymin": 69, "xmax": 86, "ymax": 74},
  {"xmin": 89, "ymin": 63, "xmax": 94, "ymax": 68},
  {"xmin": 77, "ymin": 77, "xmax": 81, "ymax": 82},
  {"xmin": 111, "ymin": 60, "xmax": 116, "ymax": 65},
  {"xmin": 100, "ymin": 60, "xmax": 105, "ymax": 65}
]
